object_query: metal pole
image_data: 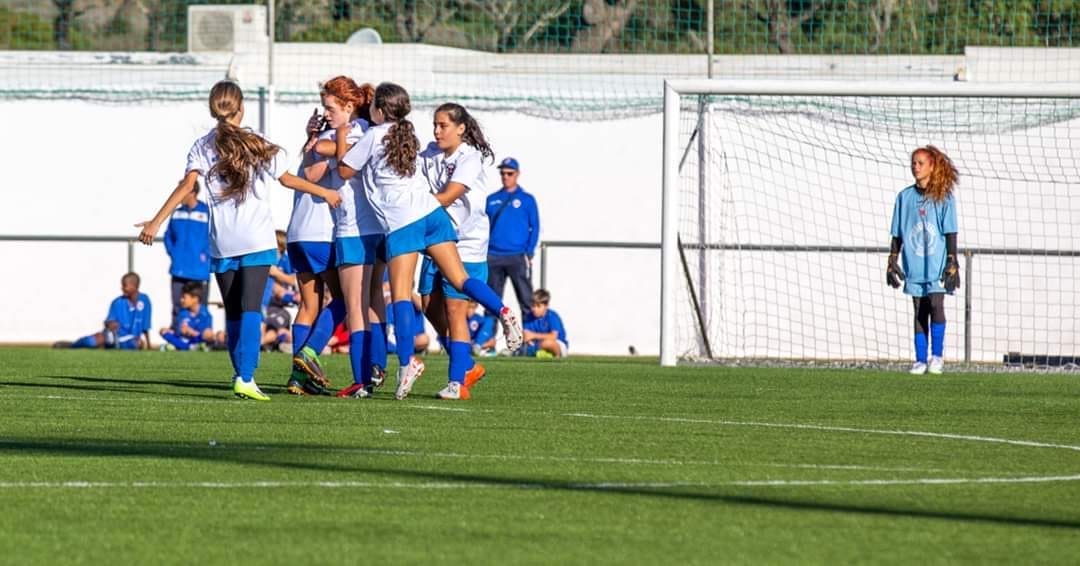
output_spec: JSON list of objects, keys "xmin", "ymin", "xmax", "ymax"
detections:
[
  {"xmin": 258, "ymin": 86, "xmax": 266, "ymax": 134},
  {"xmin": 706, "ymin": 0, "xmax": 714, "ymax": 79},
  {"xmin": 696, "ymin": 97, "xmax": 709, "ymax": 338},
  {"xmin": 127, "ymin": 240, "xmax": 135, "ymax": 274},
  {"xmin": 964, "ymin": 250, "xmax": 973, "ymax": 363},
  {"xmin": 539, "ymin": 242, "xmax": 547, "ymax": 290},
  {"xmin": 265, "ymin": 0, "xmax": 275, "ymax": 138},
  {"xmin": 660, "ymin": 83, "xmax": 681, "ymax": 367}
]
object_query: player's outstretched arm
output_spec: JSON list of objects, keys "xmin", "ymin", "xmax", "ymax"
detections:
[
  {"xmin": 278, "ymin": 172, "xmax": 342, "ymax": 208},
  {"xmin": 136, "ymin": 171, "xmax": 199, "ymax": 245}
]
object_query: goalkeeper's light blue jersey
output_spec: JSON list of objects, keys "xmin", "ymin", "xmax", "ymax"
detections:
[{"xmin": 890, "ymin": 185, "xmax": 958, "ymax": 285}]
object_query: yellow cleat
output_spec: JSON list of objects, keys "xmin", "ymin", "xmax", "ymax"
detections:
[{"xmin": 233, "ymin": 378, "xmax": 271, "ymax": 401}]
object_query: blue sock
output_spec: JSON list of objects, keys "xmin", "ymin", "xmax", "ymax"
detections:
[
  {"xmin": 226, "ymin": 319, "xmax": 241, "ymax": 373},
  {"xmin": 931, "ymin": 322, "xmax": 946, "ymax": 357},
  {"xmin": 291, "ymin": 324, "xmax": 311, "ymax": 355},
  {"xmin": 462, "ymin": 278, "xmax": 504, "ymax": 315},
  {"xmin": 437, "ymin": 335, "xmax": 449, "ymax": 352},
  {"xmin": 369, "ymin": 322, "xmax": 388, "ymax": 372},
  {"xmin": 307, "ymin": 300, "xmax": 347, "ymax": 354},
  {"xmin": 237, "ymin": 311, "xmax": 263, "ymax": 382},
  {"xmin": 392, "ymin": 301, "xmax": 414, "ymax": 367},
  {"xmin": 348, "ymin": 330, "xmax": 368, "ymax": 385},
  {"xmin": 162, "ymin": 333, "xmax": 192, "ymax": 351},
  {"xmin": 448, "ymin": 341, "xmax": 473, "ymax": 384},
  {"xmin": 914, "ymin": 331, "xmax": 929, "ymax": 363},
  {"xmin": 72, "ymin": 335, "xmax": 97, "ymax": 348}
]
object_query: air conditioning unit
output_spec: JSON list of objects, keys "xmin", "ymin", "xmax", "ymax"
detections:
[{"xmin": 188, "ymin": 5, "xmax": 268, "ymax": 53}]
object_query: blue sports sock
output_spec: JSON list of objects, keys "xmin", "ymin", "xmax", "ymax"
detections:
[
  {"xmin": 291, "ymin": 324, "xmax": 311, "ymax": 355},
  {"xmin": 437, "ymin": 335, "xmax": 449, "ymax": 352},
  {"xmin": 348, "ymin": 331, "xmax": 369, "ymax": 385},
  {"xmin": 237, "ymin": 311, "xmax": 263, "ymax": 382},
  {"xmin": 307, "ymin": 300, "xmax": 347, "ymax": 354},
  {"xmin": 931, "ymin": 322, "xmax": 946, "ymax": 357},
  {"xmin": 162, "ymin": 332, "xmax": 192, "ymax": 351},
  {"xmin": 391, "ymin": 301, "xmax": 414, "ymax": 367},
  {"xmin": 226, "ymin": 319, "xmax": 241, "ymax": 373},
  {"xmin": 462, "ymin": 278, "xmax": 504, "ymax": 315},
  {"xmin": 72, "ymin": 335, "xmax": 97, "ymax": 348},
  {"xmin": 369, "ymin": 322, "xmax": 388, "ymax": 372},
  {"xmin": 914, "ymin": 331, "xmax": 929, "ymax": 363},
  {"xmin": 448, "ymin": 341, "xmax": 473, "ymax": 384}
]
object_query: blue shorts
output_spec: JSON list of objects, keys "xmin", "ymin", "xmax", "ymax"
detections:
[
  {"xmin": 904, "ymin": 279, "xmax": 948, "ymax": 298},
  {"xmin": 335, "ymin": 234, "xmax": 386, "ymax": 267},
  {"xmin": 287, "ymin": 241, "xmax": 334, "ymax": 274},
  {"xmin": 418, "ymin": 256, "xmax": 487, "ymax": 301},
  {"xmin": 385, "ymin": 210, "xmax": 457, "ymax": 259},
  {"xmin": 211, "ymin": 249, "xmax": 277, "ymax": 274}
]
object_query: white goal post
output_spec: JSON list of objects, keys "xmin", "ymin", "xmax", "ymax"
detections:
[{"xmin": 660, "ymin": 80, "xmax": 1080, "ymax": 367}]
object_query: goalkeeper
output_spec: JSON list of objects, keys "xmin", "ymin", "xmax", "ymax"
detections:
[{"xmin": 886, "ymin": 145, "xmax": 960, "ymax": 375}]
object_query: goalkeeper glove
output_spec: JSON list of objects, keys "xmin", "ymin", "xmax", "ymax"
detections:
[
  {"xmin": 886, "ymin": 253, "xmax": 904, "ymax": 289},
  {"xmin": 942, "ymin": 254, "xmax": 960, "ymax": 292}
]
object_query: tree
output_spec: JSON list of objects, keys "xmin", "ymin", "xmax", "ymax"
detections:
[
  {"xmin": 573, "ymin": 0, "xmax": 639, "ymax": 52},
  {"xmin": 52, "ymin": 0, "xmax": 86, "ymax": 50},
  {"xmin": 459, "ymin": 0, "xmax": 574, "ymax": 52},
  {"xmin": 747, "ymin": 0, "xmax": 826, "ymax": 54}
]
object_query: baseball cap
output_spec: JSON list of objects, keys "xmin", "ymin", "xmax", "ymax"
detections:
[{"xmin": 498, "ymin": 157, "xmax": 520, "ymax": 171}]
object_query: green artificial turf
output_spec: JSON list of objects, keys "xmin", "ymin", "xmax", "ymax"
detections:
[{"xmin": 1, "ymin": 347, "xmax": 1078, "ymax": 565}]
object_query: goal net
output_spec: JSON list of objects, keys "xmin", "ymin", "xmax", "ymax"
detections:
[{"xmin": 660, "ymin": 80, "xmax": 1080, "ymax": 367}]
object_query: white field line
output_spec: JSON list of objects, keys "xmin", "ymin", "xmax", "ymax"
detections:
[
  {"xmin": 564, "ymin": 413, "xmax": 1080, "ymax": 453},
  {"xmin": 2, "ymin": 474, "xmax": 1080, "ymax": 490}
]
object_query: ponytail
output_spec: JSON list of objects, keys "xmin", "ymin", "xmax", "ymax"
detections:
[
  {"xmin": 207, "ymin": 81, "xmax": 280, "ymax": 202},
  {"xmin": 435, "ymin": 102, "xmax": 494, "ymax": 163},
  {"xmin": 374, "ymin": 82, "xmax": 419, "ymax": 177}
]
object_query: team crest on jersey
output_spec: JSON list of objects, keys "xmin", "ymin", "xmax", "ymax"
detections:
[
  {"xmin": 446, "ymin": 163, "xmax": 456, "ymax": 177},
  {"xmin": 136, "ymin": 301, "xmax": 145, "ymax": 311},
  {"xmin": 512, "ymin": 199, "xmax": 521, "ymax": 208}
]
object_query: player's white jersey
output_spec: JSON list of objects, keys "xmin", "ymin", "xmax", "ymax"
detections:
[
  {"xmin": 285, "ymin": 121, "xmax": 365, "ymax": 243},
  {"xmin": 185, "ymin": 129, "xmax": 289, "ymax": 258},
  {"xmin": 312, "ymin": 118, "xmax": 382, "ymax": 239},
  {"xmin": 341, "ymin": 122, "xmax": 439, "ymax": 233},
  {"xmin": 419, "ymin": 142, "xmax": 489, "ymax": 262}
]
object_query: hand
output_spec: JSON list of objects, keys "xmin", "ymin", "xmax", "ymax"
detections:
[
  {"xmin": 135, "ymin": 220, "xmax": 160, "ymax": 245},
  {"xmin": 886, "ymin": 253, "xmax": 905, "ymax": 288},
  {"xmin": 305, "ymin": 108, "xmax": 323, "ymax": 137},
  {"xmin": 942, "ymin": 254, "xmax": 960, "ymax": 292},
  {"xmin": 322, "ymin": 189, "xmax": 342, "ymax": 209}
]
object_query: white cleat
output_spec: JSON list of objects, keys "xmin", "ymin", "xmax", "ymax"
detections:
[
  {"xmin": 499, "ymin": 307, "xmax": 524, "ymax": 352},
  {"xmin": 928, "ymin": 356, "xmax": 944, "ymax": 375},
  {"xmin": 394, "ymin": 357, "xmax": 425, "ymax": 400},
  {"xmin": 436, "ymin": 381, "xmax": 470, "ymax": 401},
  {"xmin": 909, "ymin": 361, "xmax": 928, "ymax": 375}
]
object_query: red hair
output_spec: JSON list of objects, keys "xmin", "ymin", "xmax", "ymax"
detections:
[
  {"xmin": 321, "ymin": 76, "xmax": 375, "ymax": 122},
  {"xmin": 912, "ymin": 145, "xmax": 959, "ymax": 202}
]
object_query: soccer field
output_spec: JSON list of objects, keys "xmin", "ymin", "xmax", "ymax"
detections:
[{"xmin": 1, "ymin": 348, "xmax": 1078, "ymax": 565}]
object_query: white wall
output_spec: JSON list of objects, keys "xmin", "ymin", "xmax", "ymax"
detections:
[{"xmin": 0, "ymin": 99, "xmax": 664, "ymax": 354}]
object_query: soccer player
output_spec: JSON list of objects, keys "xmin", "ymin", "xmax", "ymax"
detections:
[
  {"xmin": 286, "ymin": 76, "xmax": 376, "ymax": 397},
  {"xmin": 136, "ymin": 80, "xmax": 342, "ymax": 401},
  {"xmin": 335, "ymin": 83, "xmax": 523, "ymax": 400},
  {"xmin": 467, "ymin": 302, "xmax": 497, "ymax": 356},
  {"xmin": 67, "ymin": 272, "xmax": 153, "ymax": 350},
  {"xmin": 522, "ymin": 289, "xmax": 568, "ymax": 358},
  {"xmin": 163, "ymin": 184, "xmax": 210, "ymax": 317},
  {"xmin": 160, "ymin": 281, "xmax": 213, "ymax": 351},
  {"xmin": 887, "ymin": 145, "xmax": 960, "ymax": 375},
  {"xmin": 418, "ymin": 102, "xmax": 496, "ymax": 400},
  {"xmin": 486, "ymin": 157, "xmax": 539, "ymax": 318}
]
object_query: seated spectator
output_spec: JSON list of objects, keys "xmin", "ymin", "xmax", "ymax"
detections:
[
  {"xmin": 60, "ymin": 272, "xmax": 153, "ymax": 350},
  {"xmin": 522, "ymin": 289, "xmax": 567, "ymax": 358},
  {"xmin": 467, "ymin": 300, "xmax": 497, "ymax": 356},
  {"xmin": 159, "ymin": 281, "xmax": 214, "ymax": 351},
  {"xmin": 261, "ymin": 230, "xmax": 295, "ymax": 351}
]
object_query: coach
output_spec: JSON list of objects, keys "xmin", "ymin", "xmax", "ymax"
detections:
[{"xmin": 486, "ymin": 157, "xmax": 540, "ymax": 317}]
